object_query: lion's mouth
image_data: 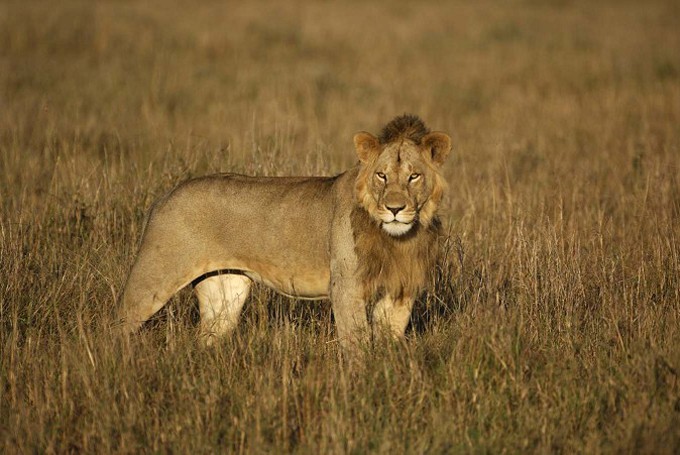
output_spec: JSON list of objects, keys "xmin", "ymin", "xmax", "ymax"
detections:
[{"xmin": 381, "ymin": 220, "xmax": 414, "ymax": 237}]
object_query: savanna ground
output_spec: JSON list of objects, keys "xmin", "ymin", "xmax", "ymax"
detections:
[{"xmin": 1, "ymin": 0, "xmax": 680, "ymax": 452}]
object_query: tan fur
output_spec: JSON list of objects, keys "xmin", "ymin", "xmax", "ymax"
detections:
[{"xmin": 118, "ymin": 115, "xmax": 451, "ymax": 348}]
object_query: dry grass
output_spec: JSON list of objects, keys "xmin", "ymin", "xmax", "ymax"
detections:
[{"xmin": 1, "ymin": 0, "xmax": 680, "ymax": 452}]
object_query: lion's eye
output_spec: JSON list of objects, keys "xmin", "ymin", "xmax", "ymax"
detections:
[
  {"xmin": 376, "ymin": 172, "xmax": 386, "ymax": 182},
  {"xmin": 409, "ymin": 173, "xmax": 421, "ymax": 182}
]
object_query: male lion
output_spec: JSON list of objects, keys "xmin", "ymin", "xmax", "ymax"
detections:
[{"xmin": 119, "ymin": 114, "xmax": 451, "ymax": 348}]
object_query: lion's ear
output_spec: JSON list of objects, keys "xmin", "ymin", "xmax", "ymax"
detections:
[
  {"xmin": 353, "ymin": 132, "xmax": 380, "ymax": 163},
  {"xmin": 422, "ymin": 132, "xmax": 451, "ymax": 166}
]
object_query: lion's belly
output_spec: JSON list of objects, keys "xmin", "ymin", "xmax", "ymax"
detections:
[
  {"xmin": 243, "ymin": 261, "xmax": 330, "ymax": 299},
  {"xmin": 198, "ymin": 256, "xmax": 330, "ymax": 299}
]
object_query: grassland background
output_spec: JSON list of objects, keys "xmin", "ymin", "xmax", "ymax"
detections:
[{"xmin": 1, "ymin": 0, "xmax": 679, "ymax": 452}]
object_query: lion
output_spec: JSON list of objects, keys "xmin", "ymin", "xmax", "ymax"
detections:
[{"xmin": 118, "ymin": 114, "xmax": 451, "ymax": 348}]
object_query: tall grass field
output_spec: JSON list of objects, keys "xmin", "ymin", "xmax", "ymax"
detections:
[{"xmin": 1, "ymin": 0, "xmax": 679, "ymax": 452}]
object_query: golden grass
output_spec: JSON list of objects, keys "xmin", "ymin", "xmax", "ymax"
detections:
[{"xmin": 1, "ymin": 0, "xmax": 679, "ymax": 452}]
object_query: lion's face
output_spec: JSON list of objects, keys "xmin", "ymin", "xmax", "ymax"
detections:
[{"xmin": 353, "ymin": 131, "xmax": 451, "ymax": 237}]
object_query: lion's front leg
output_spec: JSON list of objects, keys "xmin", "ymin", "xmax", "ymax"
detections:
[
  {"xmin": 329, "ymin": 262, "xmax": 370, "ymax": 351},
  {"xmin": 372, "ymin": 294, "xmax": 415, "ymax": 339},
  {"xmin": 330, "ymin": 288, "xmax": 370, "ymax": 350}
]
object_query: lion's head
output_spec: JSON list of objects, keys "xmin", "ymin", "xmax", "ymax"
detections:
[{"xmin": 353, "ymin": 115, "xmax": 451, "ymax": 237}]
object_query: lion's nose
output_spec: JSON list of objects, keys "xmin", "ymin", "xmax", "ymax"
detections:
[{"xmin": 386, "ymin": 204, "xmax": 405, "ymax": 216}]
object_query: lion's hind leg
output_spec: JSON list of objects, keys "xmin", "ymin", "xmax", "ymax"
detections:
[
  {"xmin": 118, "ymin": 235, "xmax": 203, "ymax": 336},
  {"xmin": 195, "ymin": 273, "xmax": 252, "ymax": 346}
]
